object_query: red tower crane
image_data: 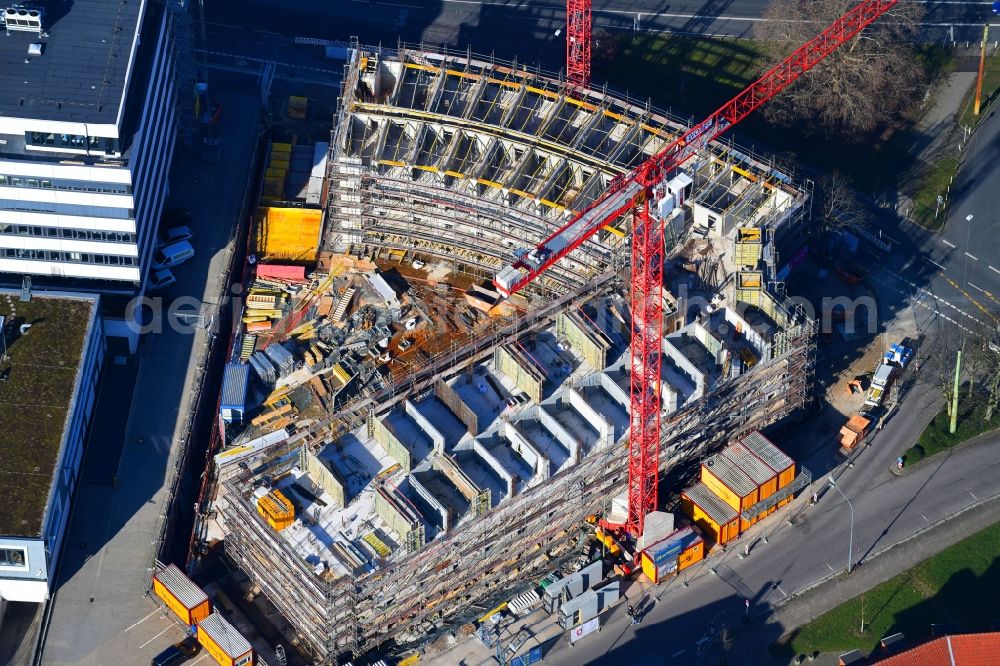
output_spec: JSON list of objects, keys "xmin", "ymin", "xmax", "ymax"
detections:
[
  {"xmin": 496, "ymin": 0, "xmax": 900, "ymax": 539},
  {"xmin": 566, "ymin": 0, "xmax": 592, "ymax": 86}
]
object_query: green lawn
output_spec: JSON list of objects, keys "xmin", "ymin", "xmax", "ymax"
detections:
[
  {"xmin": 774, "ymin": 520, "xmax": 1000, "ymax": 658},
  {"xmin": 909, "ymin": 157, "xmax": 959, "ymax": 230},
  {"xmin": 959, "ymin": 53, "xmax": 1000, "ymax": 128},
  {"xmin": 903, "ymin": 393, "xmax": 999, "ymax": 465}
]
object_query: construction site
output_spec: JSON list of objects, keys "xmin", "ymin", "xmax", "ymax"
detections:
[{"xmin": 181, "ymin": 36, "xmax": 827, "ymax": 664}]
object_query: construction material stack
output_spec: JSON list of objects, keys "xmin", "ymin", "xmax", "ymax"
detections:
[{"xmin": 256, "ymin": 489, "xmax": 295, "ymax": 532}]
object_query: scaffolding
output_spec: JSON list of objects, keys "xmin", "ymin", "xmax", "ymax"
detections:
[{"xmin": 216, "ymin": 44, "xmax": 818, "ymax": 666}]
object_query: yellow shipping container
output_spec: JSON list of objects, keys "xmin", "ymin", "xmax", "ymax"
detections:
[
  {"xmin": 152, "ymin": 564, "xmax": 211, "ymax": 626},
  {"xmin": 197, "ymin": 613, "xmax": 253, "ymax": 666},
  {"xmin": 681, "ymin": 483, "xmax": 740, "ymax": 546},
  {"xmin": 700, "ymin": 453, "xmax": 759, "ymax": 519}
]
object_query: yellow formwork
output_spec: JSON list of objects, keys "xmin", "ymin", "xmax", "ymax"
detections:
[{"xmin": 256, "ymin": 207, "xmax": 322, "ymax": 261}]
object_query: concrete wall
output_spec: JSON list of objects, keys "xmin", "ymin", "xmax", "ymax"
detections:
[
  {"xmin": 370, "ymin": 416, "xmax": 412, "ymax": 472},
  {"xmin": 405, "ymin": 400, "xmax": 445, "ymax": 454},
  {"xmin": 305, "ymin": 451, "xmax": 346, "ymax": 508}
]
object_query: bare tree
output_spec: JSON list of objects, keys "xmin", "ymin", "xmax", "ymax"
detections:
[
  {"xmin": 754, "ymin": 0, "xmax": 925, "ymax": 138},
  {"xmin": 815, "ymin": 171, "xmax": 871, "ymax": 235}
]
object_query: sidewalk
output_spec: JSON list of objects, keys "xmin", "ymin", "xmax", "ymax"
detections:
[{"xmin": 732, "ymin": 489, "xmax": 1000, "ymax": 665}]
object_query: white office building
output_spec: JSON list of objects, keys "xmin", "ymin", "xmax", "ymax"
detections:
[{"xmin": 0, "ymin": 0, "xmax": 178, "ymax": 304}]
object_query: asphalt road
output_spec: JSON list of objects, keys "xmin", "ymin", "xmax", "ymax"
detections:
[
  {"xmin": 862, "ymin": 108, "xmax": 1000, "ymax": 340},
  {"xmin": 206, "ymin": 0, "xmax": 998, "ymax": 69},
  {"xmin": 36, "ymin": 89, "xmax": 264, "ymax": 666}
]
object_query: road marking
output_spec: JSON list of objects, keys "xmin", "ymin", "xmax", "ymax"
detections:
[
  {"xmin": 943, "ymin": 239, "xmax": 957, "ymax": 248},
  {"xmin": 921, "ymin": 513, "xmax": 930, "ymax": 523},
  {"xmin": 825, "ymin": 561, "xmax": 834, "ymax": 571},
  {"xmin": 968, "ymin": 281, "xmax": 985, "ymax": 293},
  {"xmin": 922, "ymin": 257, "xmax": 946, "ymax": 270},
  {"xmin": 965, "ymin": 252, "xmax": 979, "ymax": 261},
  {"xmin": 123, "ymin": 609, "xmax": 159, "ymax": 633},
  {"xmin": 138, "ymin": 626, "xmax": 173, "ymax": 649},
  {"xmin": 970, "ymin": 489, "xmax": 978, "ymax": 499},
  {"xmin": 991, "ymin": 266, "xmax": 1000, "ymax": 275},
  {"xmin": 672, "ymin": 649, "xmax": 686, "ymax": 658},
  {"xmin": 190, "ymin": 654, "xmax": 212, "ymax": 665},
  {"xmin": 777, "ymin": 585, "xmax": 788, "ymax": 597}
]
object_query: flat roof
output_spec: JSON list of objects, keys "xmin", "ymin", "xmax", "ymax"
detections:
[
  {"xmin": 703, "ymin": 452, "xmax": 757, "ymax": 497},
  {"xmin": 0, "ymin": 0, "xmax": 143, "ymax": 124},
  {"xmin": 0, "ymin": 292, "xmax": 96, "ymax": 537},
  {"xmin": 739, "ymin": 431, "xmax": 794, "ymax": 473},
  {"xmin": 683, "ymin": 482, "xmax": 738, "ymax": 525}
]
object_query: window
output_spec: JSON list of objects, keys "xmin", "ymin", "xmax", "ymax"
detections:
[{"xmin": 0, "ymin": 548, "xmax": 27, "ymax": 568}]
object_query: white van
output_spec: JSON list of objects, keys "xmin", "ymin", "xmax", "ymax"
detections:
[
  {"xmin": 154, "ymin": 240, "xmax": 195, "ymax": 268},
  {"xmin": 160, "ymin": 225, "xmax": 193, "ymax": 245}
]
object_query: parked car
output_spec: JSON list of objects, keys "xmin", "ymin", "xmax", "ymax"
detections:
[
  {"xmin": 150, "ymin": 636, "xmax": 199, "ymax": 666},
  {"xmin": 153, "ymin": 240, "xmax": 195, "ymax": 269},
  {"xmin": 148, "ymin": 268, "xmax": 176, "ymax": 291},
  {"xmin": 159, "ymin": 225, "xmax": 193, "ymax": 246},
  {"xmin": 162, "ymin": 208, "xmax": 192, "ymax": 226}
]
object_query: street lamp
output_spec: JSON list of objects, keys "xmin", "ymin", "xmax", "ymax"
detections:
[{"xmin": 828, "ymin": 477, "xmax": 855, "ymax": 573}]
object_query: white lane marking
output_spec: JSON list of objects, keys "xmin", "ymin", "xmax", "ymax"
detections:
[
  {"xmin": 943, "ymin": 239, "xmax": 957, "ymax": 248},
  {"xmin": 965, "ymin": 252, "xmax": 979, "ymax": 260},
  {"xmin": 825, "ymin": 561, "xmax": 835, "ymax": 571},
  {"xmin": 970, "ymin": 489, "xmax": 979, "ymax": 499},
  {"xmin": 968, "ymin": 282, "xmax": 985, "ymax": 293},
  {"xmin": 138, "ymin": 626, "xmax": 173, "ymax": 649},
  {"xmin": 190, "ymin": 654, "xmax": 212, "ymax": 665},
  {"xmin": 922, "ymin": 257, "xmax": 946, "ymax": 270},
  {"xmin": 672, "ymin": 649, "xmax": 686, "ymax": 657},
  {"xmin": 990, "ymin": 265, "xmax": 1000, "ymax": 275},
  {"xmin": 123, "ymin": 609, "xmax": 159, "ymax": 633}
]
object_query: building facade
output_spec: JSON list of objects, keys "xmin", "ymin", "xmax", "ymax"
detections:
[{"xmin": 0, "ymin": 1, "xmax": 178, "ymax": 311}]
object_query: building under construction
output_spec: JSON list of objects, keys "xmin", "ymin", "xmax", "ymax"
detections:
[{"xmin": 210, "ymin": 45, "xmax": 816, "ymax": 664}]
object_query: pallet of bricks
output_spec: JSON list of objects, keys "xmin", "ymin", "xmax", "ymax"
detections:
[{"xmin": 680, "ymin": 430, "xmax": 795, "ymax": 547}]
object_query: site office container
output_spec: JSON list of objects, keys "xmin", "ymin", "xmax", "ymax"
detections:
[
  {"xmin": 740, "ymin": 431, "xmax": 796, "ymax": 502},
  {"xmin": 197, "ymin": 612, "xmax": 253, "ymax": 666},
  {"xmin": 700, "ymin": 453, "xmax": 760, "ymax": 531},
  {"xmin": 722, "ymin": 442, "xmax": 780, "ymax": 524},
  {"xmin": 256, "ymin": 489, "xmax": 295, "ymax": 531},
  {"xmin": 681, "ymin": 483, "xmax": 740, "ymax": 546},
  {"xmin": 640, "ymin": 526, "xmax": 705, "ymax": 584},
  {"xmin": 152, "ymin": 563, "xmax": 211, "ymax": 626}
]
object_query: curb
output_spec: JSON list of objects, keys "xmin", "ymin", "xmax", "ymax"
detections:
[
  {"xmin": 893, "ymin": 426, "xmax": 1000, "ymax": 476},
  {"xmin": 763, "ymin": 489, "xmax": 1000, "ymax": 624}
]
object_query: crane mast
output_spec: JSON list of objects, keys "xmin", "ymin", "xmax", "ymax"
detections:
[
  {"xmin": 498, "ymin": 0, "xmax": 900, "ymax": 538},
  {"xmin": 566, "ymin": 0, "xmax": 592, "ymax": 87}
]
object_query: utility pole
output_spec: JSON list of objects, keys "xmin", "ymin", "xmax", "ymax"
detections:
[
  {"xmin": 973, "ymin": 24, "xmax": 990, "ymax": 116},
  {"xmin": 949, "ymin": 344, "xmax": 963, "ymax": 434}
]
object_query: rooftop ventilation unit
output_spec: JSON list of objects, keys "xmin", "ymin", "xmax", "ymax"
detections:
[{"xmin": 3, "ymin": 6, "xmax": 43, "ymax": 34}]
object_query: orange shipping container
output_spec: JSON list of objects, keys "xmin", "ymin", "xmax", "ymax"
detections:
[
  {"xmin": 197, "ymin": 613, "xmax": 253, "ymax": 666},
  {"xmin": 152, "ymin": 563, "xmax": 211, "ymax": 626},
  {"xmin": 681, "ymin": 483, "xmax": 740, "ymax": 546},
  {"xmin": 701, "ymin": 453, "xmax": 759, "ymax": 529},
  {"xmin": 739, "ymin": 431, "xmax": 796, "ymax": 489}
]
